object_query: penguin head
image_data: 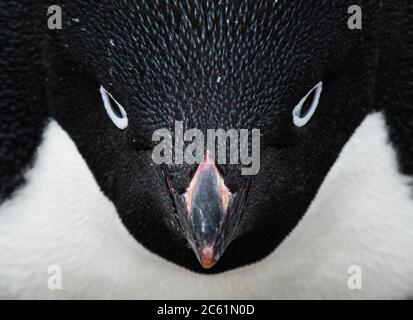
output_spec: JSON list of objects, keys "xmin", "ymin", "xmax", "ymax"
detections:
[{"xmin": 48, "ymin": 0, "xmax": 376, "ymax": 272}]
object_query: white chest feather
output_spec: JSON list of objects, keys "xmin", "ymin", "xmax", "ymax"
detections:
[{"xmin": 0, "ymin": 112, "xmax": 412, "ymax": 299}]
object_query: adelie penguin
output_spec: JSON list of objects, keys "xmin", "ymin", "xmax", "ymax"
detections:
[{"xmin": 0, "ymin": 1, "xmax": 412, "ymax": 299}]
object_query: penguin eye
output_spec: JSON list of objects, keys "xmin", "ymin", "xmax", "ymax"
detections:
[
  {"xmin": 292, "ymin": 81, "xmax": 323, "ymax": 127},
  {"xmin": 99, "ymin": 86, "xmax": 128, "ymax": 129}
]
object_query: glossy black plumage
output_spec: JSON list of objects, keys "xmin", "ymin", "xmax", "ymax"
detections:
[{"xmin": 0, "ymin": 1, "xmax": 412, "ymax": 273}]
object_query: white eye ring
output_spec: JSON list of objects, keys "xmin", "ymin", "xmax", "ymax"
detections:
[
  {"xmin": 292, "ymin": 81, "xmax": 323, "ymax": 127},
  {"xmin": 99, "ymin": 85, "xmax": 128, "ymax": 129}
]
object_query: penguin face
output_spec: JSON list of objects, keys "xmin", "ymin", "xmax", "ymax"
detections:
[{"xmin": 47, "ymin": 0, "xmax": 376, "ymax": 272}]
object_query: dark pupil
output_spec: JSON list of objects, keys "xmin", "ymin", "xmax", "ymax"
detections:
[
  {"xmin": 300, "ymin": 89, "xmax": 316, "ymax": 117},
  {"xmin": 109, "ymin": 95, "xmax": 123, "ymax": 118}
]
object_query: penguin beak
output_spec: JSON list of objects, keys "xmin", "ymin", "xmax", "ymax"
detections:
[{"xmin": 166, "ymin": 153, "xmax": 250, "ymax": 269}]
